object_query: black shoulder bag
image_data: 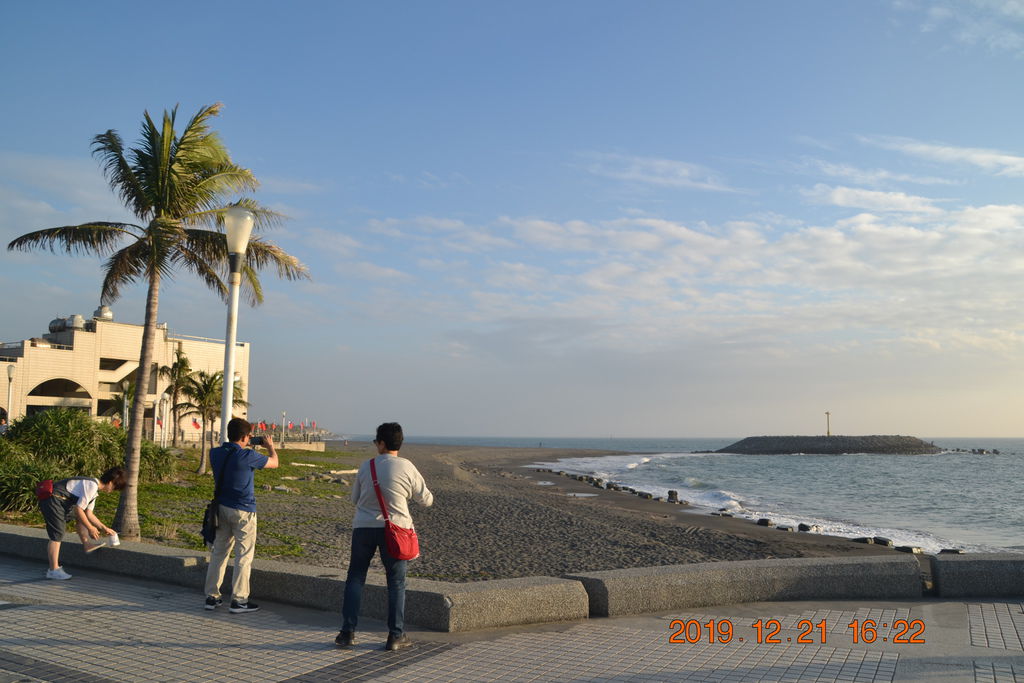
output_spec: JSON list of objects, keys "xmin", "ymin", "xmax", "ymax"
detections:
[{"xmin": 201, "ymin": 454, "xmax": 229, "ymax": 547}]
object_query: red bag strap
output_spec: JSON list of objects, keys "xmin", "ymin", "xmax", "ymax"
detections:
[{"xmin": 369, "ymin": 458, "xmax": 391, "ymax": 523}]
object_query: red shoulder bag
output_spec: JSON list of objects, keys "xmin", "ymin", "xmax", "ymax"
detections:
[{"xmin": 369, "ymin": 458, "xmax": 420, "ymax": 560}]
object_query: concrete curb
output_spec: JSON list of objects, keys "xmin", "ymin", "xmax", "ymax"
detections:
[
  {"xmin": 0, "ymin": 523, "xmax": 209, "ymax": 589},
  {"xmin": 6, "ymin": 524, "xmax": 971, "ymax": 629},
  {"xmin": 0, "ymin": 524, "xmax": 587, "ymax": 632},
  {"xmin": 565, "ymin": 555, "xmax": 924, "ymax": 617},
  {"xmin": 933, "ymin": 553, "xmax": 1024, "ymax": 598}
]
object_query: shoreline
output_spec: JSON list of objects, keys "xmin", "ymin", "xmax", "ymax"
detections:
[
  {"xmin": 287, "ymin": 440, "xmax": 902, "ymax": 581},
  {"xmin": 467, "ymin": 443, "xmax": 1020, "ymax": 556}
]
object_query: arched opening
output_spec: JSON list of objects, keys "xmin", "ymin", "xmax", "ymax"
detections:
[
  {"xmin": 25, "ymin": 378, "xmax": 93, "ymax": 416},
  {"xmin": 28, "ymin": 378, "xmax": 92, "ymax": 399}
]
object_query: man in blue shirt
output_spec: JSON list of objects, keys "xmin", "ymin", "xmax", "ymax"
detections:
[{"xmin": 203, "ymin": 418, "xmax": 278, "ymax": 613}]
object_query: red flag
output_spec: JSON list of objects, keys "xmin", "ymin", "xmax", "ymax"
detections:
[
  {"xmin": 193, "ymin": 418, "xmax": 201, "ymax": 430},
  {"xmin": 157, "ymin": 417, "xmax": 163, "ymax": 428},
  {"xmin": 270, "ymin": 423, "xmax": 277, "ymax": 431},
  {"xmin": 259, "ymin": 421, "xmax": 267, "ymax": 431},
  {"xmin": 288, "ymin": 421, "xmax": 294, "ymax": 430},
  {"xmin": 312, "ymin": 420, "xmax": 316, "ymax": 430}
]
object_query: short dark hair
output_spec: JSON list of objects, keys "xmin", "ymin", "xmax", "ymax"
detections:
[
  {"xmin": 100, "ymin": 466, "xmax": 127, "ymax": 491},
  {"xmin": 375, "ymin": 422, "xmax": 404, "ymax": 451},
  {"xmin": 228, "ymin": 417, "xmax": 252, "ymax": 443}
]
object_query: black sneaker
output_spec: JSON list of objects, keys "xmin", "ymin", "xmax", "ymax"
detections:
[
  {"xmin": 204, "ymin": 596, "xmax": 223, "ymax": 610},
  {"xmin": 385, "ymin": 634, "xmax": 412, "ymax": 651},
  {"xmin": 335, "ymin": 630, "xmax": 355, "ymax": 647},
  {"xmin": 229, "ymin": 600, "xmax": 260, "ymax": 614}
]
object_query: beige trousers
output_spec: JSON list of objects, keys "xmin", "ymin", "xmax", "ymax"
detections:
[{"xmin": 204, "ymin": 505, "xmax": 258, "ymax": 602}]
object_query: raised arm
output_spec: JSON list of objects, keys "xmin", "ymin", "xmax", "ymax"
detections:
[
  {"xmin": 74, "ymin": 506, "xmax": 102, "ymax": 539},
  {"xmin": 261, "ymin": 435, "xmax": 280, "ymax": 469}
]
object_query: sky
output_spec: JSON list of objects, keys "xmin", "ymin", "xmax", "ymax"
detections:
[{"xmin": 2, "ymin": 1, "xmax": 1024, "ymax": 438}]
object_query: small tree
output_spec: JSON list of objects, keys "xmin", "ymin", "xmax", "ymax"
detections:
[
  {"xmin": 158, "ymin": 349, "xmax": 192, "ymax": 447},
  {"xmin": 177, "ymin": 370, "xmax": 246, "ymax": 474}
]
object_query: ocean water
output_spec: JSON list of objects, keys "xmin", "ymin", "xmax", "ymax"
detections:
[{"xmin": 385, "ymin": 435, "xmax": 1023, "ymax": 554}]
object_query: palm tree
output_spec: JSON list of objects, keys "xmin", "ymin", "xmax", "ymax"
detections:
[
  {"xmin": 158, "ymin": 349, "xmax": 192, "ymax": 447},
  {"xmin": 177, "ymin": 370, "xmax": 247, "ymax": 475},
  {"xmin": 7, "ymin": 104, "xmax": 309, "ymax": 539}
]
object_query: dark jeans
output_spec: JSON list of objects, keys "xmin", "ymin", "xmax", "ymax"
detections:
[{"xmin": 341, "ymin": 527, "xmax": 408, "ymax": 637}]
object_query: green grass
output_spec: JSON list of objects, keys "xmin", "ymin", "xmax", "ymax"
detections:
[{"xmin": 4, "ymin": 446, "xmax": 363, "ymax": 559}]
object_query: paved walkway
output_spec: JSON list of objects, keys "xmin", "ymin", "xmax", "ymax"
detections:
[{"xmin": 0, "ymin": 555, "xmax": 1021, "ymax": 682}]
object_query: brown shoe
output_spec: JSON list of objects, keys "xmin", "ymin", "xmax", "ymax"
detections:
[
  {"xmin": 385, "ymin": 634, "xmax": 412, "ymax": 651},
  {"xmin": 335, "ymin": 631, "xmax": 355, "ymax": 648}
]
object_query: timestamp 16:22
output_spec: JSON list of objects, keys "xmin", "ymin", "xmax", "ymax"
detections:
[{"xmin": 668, "ymin": 618, "xmax": 926, "ymax": 645}]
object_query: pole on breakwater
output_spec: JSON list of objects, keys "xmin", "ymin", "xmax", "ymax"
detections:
[{"xmin": 825, "ymin": 411, "xmax": 831, "ymax": 437}]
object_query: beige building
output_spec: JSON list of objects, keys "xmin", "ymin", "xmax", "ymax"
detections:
[{"xmin": 0, "ymin": 305, "xmax": 249, "ymax": 443}]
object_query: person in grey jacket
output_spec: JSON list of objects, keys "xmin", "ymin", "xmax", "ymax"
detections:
[{"xmin": 336, "ymin": 422, "xmax": 432, "ymax": 651}]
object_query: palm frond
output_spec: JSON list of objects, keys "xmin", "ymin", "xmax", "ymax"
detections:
[
  {"xmin": 186, "ymin": 201, "xmax": 284, "ymax": 231},
  {"xmin": 174, "ymin": 105, "xmax": 230, "ymax": 173},
  {"xmin": 245, "ymin": 237, "xmax": 310, "ymax": 282},
  {"xmin": 92, "ymin": 131, "xmax": 150, "ymax": 219},
  {"xmin": 240, "ymin": 263, "xmax": 265, "ymax": 305},
  {"xmin": 99, "ymin": 240, "xmax": 150, "ymax": 303},
  {"xmin": 134, "ymin": 113, "xmax": 167, "ymax": 214},
  {"xmin": 172, "ymin": 238, "xmax": 228, "ymax": 301},
  {"xmin": 188, "ymin": 166, "xmax": 261, "ymax": 217},
  {"xmin": 7, "ymin": 223, "xmax": 136, "ymax": 255}
]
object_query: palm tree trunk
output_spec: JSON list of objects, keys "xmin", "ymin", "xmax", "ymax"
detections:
[
  {"xmin": 113, "ymin": 269, "xmax": 160, "ymax": 539},
  {"xmin": 196, "ymin": 410, "xmax": 210, "ymax": 475}
]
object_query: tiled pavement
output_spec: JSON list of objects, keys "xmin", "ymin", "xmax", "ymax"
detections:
[{"xmin": 0, "ymin": 555, "xmax": 1022, "ymax": 682}]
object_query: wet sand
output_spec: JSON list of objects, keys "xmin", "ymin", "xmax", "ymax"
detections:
[{"xmin": 256, "ymin": 442, "xmax": 896, "ymax": 581}]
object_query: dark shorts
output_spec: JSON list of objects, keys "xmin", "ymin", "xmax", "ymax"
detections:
[{"xmin": 39, "ymin": 496, "xmax": 74, "ymax": 541}]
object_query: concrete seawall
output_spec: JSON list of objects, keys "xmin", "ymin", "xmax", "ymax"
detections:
[{"xmin": 4, "ymin": 523, "xmax": 1020, "ymax": 631}]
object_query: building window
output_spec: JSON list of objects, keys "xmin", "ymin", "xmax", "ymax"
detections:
[{"xmin": 99, "ymin": 358, "xmax": 128, "ymax": 371}]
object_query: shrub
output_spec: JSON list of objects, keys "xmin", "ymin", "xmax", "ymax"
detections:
[
  {"xmin": 0, "ymin": 409, "xmax": 176, "ymax": 513},
  {"xmin": 6, "ymin": 409, "xmax": 121, "ymax": 474},
  {"xmin": 0, "ymin": 439, "xmax": 59, "ymax": 513},
  {"xmin": 139, "ymin": 438, "xmax": 175, "ymax": 483}
]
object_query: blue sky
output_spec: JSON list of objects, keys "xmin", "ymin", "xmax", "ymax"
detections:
[{"xmin": 3, "ymin": 1, "xmax": 1024, "ymax": 437}]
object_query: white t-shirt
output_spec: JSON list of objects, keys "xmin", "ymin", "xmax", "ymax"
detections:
[
  {"xmin": 351, "ymin": 455, "xmax": 433, "ymax": 529},
  {"xmin": 65, "ymin": 478, "xmax": 100, "ymax": 512}
]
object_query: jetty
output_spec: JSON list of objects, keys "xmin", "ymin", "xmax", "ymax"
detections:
[{"xmin": 718, "ymin": 435, "xmax": 941, "ymax": 455}]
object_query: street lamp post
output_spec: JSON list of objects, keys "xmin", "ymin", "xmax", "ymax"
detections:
[
  {"xmin": 159, "ymin": 396, "xmax": 168, "ymax": 448},
  {"xmin": 6, "ymin": 364, "xmax": 14, "ymax": 424},
  {"xmin": 281, "ymin": 410, "xmax": 286, "ymax": 447},
  {"xmin": 220, "ymin": 205, "xmax": 254, "ymax": 444}
]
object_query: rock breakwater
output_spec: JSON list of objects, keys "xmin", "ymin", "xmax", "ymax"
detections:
[{"xmin": 718, "ymin": 435, "xmax": 940, "ymax": 455}]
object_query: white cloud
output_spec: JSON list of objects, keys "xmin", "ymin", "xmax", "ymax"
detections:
[
  {"xmin": 304, "ymin": 227, "xmax": 362, "ymax": 257},
  {"xmin": 334, "ymin": 261, "xmax": 411, "ymax": 281},
  {"xmin": 502, "ymin": 217, "xmax": 599, "ymax": 251},
  {"xmin": 810, "ymin": 159, "xmax": 957, "ymax": 186},
  {"xmin": 580, "ymin": 152, "xmax": 738, "ymax": 192},
  {"xmin": 862, "ymin": 135, "xmax": 1024, "ymax": 176},
  {"xmin": 906, "ymin": 0, "xmax": 1024, "ymax": 54},
  {"xmin": 802, "ymin": 183, "xmax": 942, "ymax": 213},
  {"xmin": 259, "ymin": 176, "xmax": 324, "ymax": 194},
  {"xmin": 0, "ymin": 151, "xmax": 134, "ymax": 244}
]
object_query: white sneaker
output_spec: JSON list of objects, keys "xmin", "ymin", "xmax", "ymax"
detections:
[{"xmin": 46, "ymin": 567, "xmax": 72, "ymax": 580}]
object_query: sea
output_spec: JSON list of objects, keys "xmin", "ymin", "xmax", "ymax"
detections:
[{"xmin": 342, "ymin": 435, "xmax": 1022, "ymax": 554}]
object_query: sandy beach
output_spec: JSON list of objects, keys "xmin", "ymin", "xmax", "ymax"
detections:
[{"xmin": 256, "ymin": 442, "xmax": 895, "ymax": 581}]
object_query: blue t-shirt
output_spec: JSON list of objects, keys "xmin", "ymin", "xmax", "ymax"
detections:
[{"xmin": 210, "ymin": 442, "xmax": 269, "ymax": 512}]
